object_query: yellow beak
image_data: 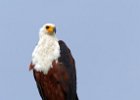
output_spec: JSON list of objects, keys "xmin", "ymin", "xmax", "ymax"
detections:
[{"xmin": 47, "ymin": 26, "xmax": 55, "ymax": 34}]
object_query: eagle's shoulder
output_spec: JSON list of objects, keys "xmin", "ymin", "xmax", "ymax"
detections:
[
  {"xmin": 58, "ymin": 40, "xmax": 73, "ymax": 64},
  {"xmin": 58, "ymin": 40, "xmax": 70, "ymax": 53}
]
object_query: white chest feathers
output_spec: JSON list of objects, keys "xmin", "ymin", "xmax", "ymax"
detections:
[{"xmin": 32, "ymin": 35, "xmax": 60, "ymax": 74}]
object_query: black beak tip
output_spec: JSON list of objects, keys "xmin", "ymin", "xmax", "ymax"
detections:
[{"xmin": 54, "ymin": 28, "xmax": 56, "ymax": 33}]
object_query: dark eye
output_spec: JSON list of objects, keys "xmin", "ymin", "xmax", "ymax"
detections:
[{"xmin": 46, "ymin": 26, "xmax": 49, "ymax": 29}]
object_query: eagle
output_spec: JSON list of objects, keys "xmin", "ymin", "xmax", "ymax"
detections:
[{"xmin": 29, "ymin": 23, "xmax": 78, "ymax": 100}]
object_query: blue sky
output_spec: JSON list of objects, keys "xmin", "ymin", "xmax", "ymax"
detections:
[{"xmin": 0, "ymin": 0, "xmax": 140, "ymax": 100}]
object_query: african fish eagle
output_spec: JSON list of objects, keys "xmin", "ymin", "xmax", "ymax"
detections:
[{"xmin": 29, "ymin": 23, "xmax": 78, "ymax": 100}]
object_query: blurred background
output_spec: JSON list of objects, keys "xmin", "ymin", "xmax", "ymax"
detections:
[{"xmin": 0, "ymin": 0, "xmax": 140, "ymax": 100}]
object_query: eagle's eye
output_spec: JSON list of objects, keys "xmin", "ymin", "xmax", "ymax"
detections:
[{"xmin": 46, "ymin": 26, "xmax": 50, "ymax": 29}]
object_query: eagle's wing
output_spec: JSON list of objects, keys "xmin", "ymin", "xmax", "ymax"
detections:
[
  {"xmin": 33, "ymin": 70, "xmax": 48, "ymax": 100},
  {"xmin": 58, "ymin": 40, "xmax": 78, "ymax": 100},
  {"xmin": 29, "ymin": 63, "xmax": 48, "ymax": 100}
]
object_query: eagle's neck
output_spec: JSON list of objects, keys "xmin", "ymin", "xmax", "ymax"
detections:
[{"xmin": 32, "ymin": 34, "xmax": 60, "ymax": 74}]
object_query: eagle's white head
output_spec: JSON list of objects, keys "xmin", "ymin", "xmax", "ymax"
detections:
[
  {"xmin": 32, "ymin": 23, "xmax": 60, "ymax": 74},
  {"xmin": 39, "ymin": 23, "xmax": 56, "ymax": 38}
]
